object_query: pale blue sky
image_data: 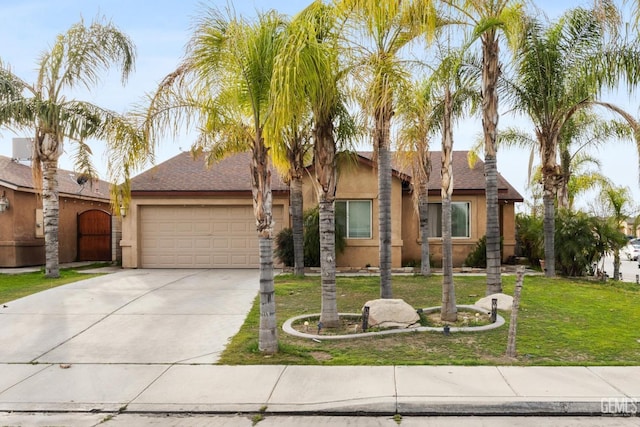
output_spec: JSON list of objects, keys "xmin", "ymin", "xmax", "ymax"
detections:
[{"xmin": 0, "ymin": 0, "xmax": 638, "ymax": 210}]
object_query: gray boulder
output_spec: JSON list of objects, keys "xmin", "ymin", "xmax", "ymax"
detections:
[
  {"xmin": 363, "ymin": 299, "xmax": 420, "ymax": 329},
  {"xmin": 475, "ymin": 293, "xmax": 513, "ymax": 311}
]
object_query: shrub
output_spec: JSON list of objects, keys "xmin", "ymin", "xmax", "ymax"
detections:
[
  {"xmin": 464, "ymin": 235, "xmax": 503, "ymax": 268},
  {"xmin": 274, "ymin": 228, "xmax": 295, "ymax": 267},
  {"xmin": 515, "ymin": 213, "xmax": 544, "ymax": 265},
  {"xmin": 555, "ymin": 209, "xmax": 625, "ymax": 276},
  {"xmin": 275, "ymin": 207, "xmax": 346, "ymax": 268},
  {"xmin": 303, "ymin": 206, "xmax": 346, "ymax": 267}
]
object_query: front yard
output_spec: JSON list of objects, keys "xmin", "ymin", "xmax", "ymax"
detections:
[{"xmin": 220, "ymin": 274, "xmax": 640, "ymax": 366}]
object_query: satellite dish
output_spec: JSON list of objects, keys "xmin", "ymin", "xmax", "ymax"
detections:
[{"xmin": 77, "ymin": 175, "xmax": 89, "ymax": 186}]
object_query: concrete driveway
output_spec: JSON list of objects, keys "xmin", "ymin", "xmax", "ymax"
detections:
[{"xmin": 0, "ymin": 268, "xmax": 260, "ymax": 365}]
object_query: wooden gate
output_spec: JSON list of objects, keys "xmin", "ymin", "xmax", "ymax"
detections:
[{"xmin": 77, "ymin": 209, "xmax": 112, "ymax": 261}]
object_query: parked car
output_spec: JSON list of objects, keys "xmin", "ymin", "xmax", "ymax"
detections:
[{"xmin": 621, "ymin": 242, "xmax": 640, "ymax": 261}]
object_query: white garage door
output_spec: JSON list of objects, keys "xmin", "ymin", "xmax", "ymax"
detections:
[{"xmin": 140, "ymin": 205, "xmax": 283, "ymax": 268}]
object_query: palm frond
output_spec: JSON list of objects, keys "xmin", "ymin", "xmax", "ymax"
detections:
[{"xmin": 38, "ymin": 16, "xmax": 135, "ymax": 102}]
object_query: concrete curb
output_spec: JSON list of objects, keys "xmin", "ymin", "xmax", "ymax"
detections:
[{"xmin": 282, "ymin": 305, "xmax": 505, "ymax": 340}]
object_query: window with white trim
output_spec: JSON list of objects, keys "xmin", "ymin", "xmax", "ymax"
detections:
[
  {"xmin": 336, "ymin": 200, "xmax": 372, "ymax": 239},
  {"xmin": 427, "ymin": 202, "xmax": 470, "ymax": 238}
]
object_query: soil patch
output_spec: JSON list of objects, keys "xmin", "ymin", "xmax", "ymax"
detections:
[{"xmin": 423, "ymin": 309, "xmax": 492, "ymax": 327}]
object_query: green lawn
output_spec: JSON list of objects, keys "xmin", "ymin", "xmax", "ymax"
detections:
[
  {"xmin": 0, "ymin": 266, "xmax": 105, "ymax": 304},
  {"xmin": 219, "ymin": 274, "xmax": 640, "ymax": 366}
]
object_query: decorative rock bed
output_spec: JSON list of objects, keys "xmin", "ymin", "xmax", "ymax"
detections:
[{"xmin": 282, "ymin": 305, "xmax": 505, "ymax": 340}]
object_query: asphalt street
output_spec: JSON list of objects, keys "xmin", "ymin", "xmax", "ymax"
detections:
[{"xmin": 601, "ymin": 255, "xmax": 640, "ymax": 283}]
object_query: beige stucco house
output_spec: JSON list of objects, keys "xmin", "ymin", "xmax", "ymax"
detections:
[{"xmin": 121, "ymin": 151, "xmax": 522, "ymax": 269}]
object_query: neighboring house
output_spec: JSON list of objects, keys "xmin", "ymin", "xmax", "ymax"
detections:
[
  {"xmin": 0, "ymin": 156, "xmax": 119, "ymax": 267},
  {"xmin": 122, "ymin": 150, "xmax": 522, "ymax": 269},
  {"xmin": 621, "ymin": 217, "xmax": 640, "ymax": 238}
]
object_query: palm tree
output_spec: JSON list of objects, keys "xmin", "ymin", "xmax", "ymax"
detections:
[
  {"xmin": 0, "ymin": 17, "xmax": 135, "ymax": 278},
  {"xmin": 441, "ymin": 0, "xmax": 525, "ymax": 295},
  {"xmin": 556, "ymin": 113, "xmax": 632, "ymax": 210},
  {"xmin": 340, "ymin": 0, "xmax": 437, "ymax": 299},
  {"xmin": 440, "ymin": 84, "xmax": 458, "ymax": 321},
  {"xmin": 270, "ymin": 117, "xmax": 313, "ymax": 277},
  {"xmin": 601, "ymin": 185, "xmax": 635, "ymax": 280},
  {"xmin": 269, "ymin": 1, "xmax": 355, "ymax": 328},
  {"xmin": 142, "ymin": 8, "xmax": 286, "ymax": 353},
  {"xmin": 396, "ymin": 80, "xmax": 436, "ymax": 277},
  {"xmin": 507, "ymin": 3, "xmax": 640, "ymax": 277},
  {"xmin": 434, "ymin": 49, "xmax": 479, "ymax": 321},
  {"xmin": 470, "ymin": 111, "xmax": 632, "ymax": 211}
]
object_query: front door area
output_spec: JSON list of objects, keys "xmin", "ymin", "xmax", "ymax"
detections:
[{"xmin": 77, "ymin": 209, "xmax": 112, "ymax": 261}]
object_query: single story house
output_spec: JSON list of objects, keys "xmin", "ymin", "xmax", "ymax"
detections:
[
  {"xmin": 0, "ymin": 155, "xmax": 119, "ymax": 267},
  {"xmin": 121, "ymin": 150, "xmax": 522, "ymax": 269}
]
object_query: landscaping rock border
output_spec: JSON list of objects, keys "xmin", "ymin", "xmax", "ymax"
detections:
[{"xmin": 282, "ymin": 305, "xmax": 505, "ymax": 340}]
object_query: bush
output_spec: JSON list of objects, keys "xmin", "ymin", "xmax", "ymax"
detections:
[
  {"xmin": 515, "ymin": 213, "xmax": 544, "ymax": 265},
  {"xmin": 274, "ymin": 228, "xmax": 295, "ymax": 267},
  {"xmin": 303, "ymin": 206, "xmax": 346, "ymax": 267},
  {"xmin": 464, "ymin": 236, "xmax": 503, "ymax": 268},
  {"xmin": 274, "ymin": 206, "xmax": 346, "ymax": 268},
  {"xmin": 555, "ymin": 209, "xmax": 625, "ymax": 276},
  {"xmin": 464, "ymin": 236, "xmax": 487, "ymax": 268}
]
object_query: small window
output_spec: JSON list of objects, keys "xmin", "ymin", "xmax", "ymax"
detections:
[
  {"xmin": 427, "ymin": 202, "xmax": 470, "ymax": 238},
  {"xmin": 336, "ymin": 200, "xmax": 372, "ymax": 239}
]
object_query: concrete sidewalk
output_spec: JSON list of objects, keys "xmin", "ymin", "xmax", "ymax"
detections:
[
  {"xmin": 0, "ymin": 268, "xmax": 638, "ymax": 418},
  {"xmin": 0, "ymin": 364, "xmax": 638, "ymax": 416}
]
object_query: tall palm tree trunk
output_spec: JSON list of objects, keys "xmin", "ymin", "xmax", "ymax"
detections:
[
  {"xmin": 314, "ymin": 121, "xmax": 339, "ymax": 328},
  {"xmin": 542, "ymin": 177, "xmax": 556, "ymax": 278},
  {"xmin": 417, "ymin": 181, "xmax": 431, "ymax": 276},
  {"xmin": 376, "ymin": 102, "xmax": 393, "ymax": 299},
  {"xmin": 441, "ymin": 87, "xmax": 457, "ymax": 322},
  {"xmin": 482, "ymin": 31, "xmax": 502, "ymax": 295},
  {"xmin": 485, "ymin": 155, "xmax": 501, "ymax": 291},
  {"xmin": 319, "ymin": 199, "xmax": 338, "ymax": 327},
  {"xmin": 258, "ymin": 236, "xmax": 277, "ymax": 351},
  {"xmin": 557, "ymin": 170, "xmax": 569, "ymax": 210},
  {"xmin": 541, "ymin": 140, "xmax": 557, "ymax": 278},
  {"xmin": 441, "ymin": 198, "xmax": 457, "ymax": 321},
  {"xmin": 290, "ymin": 176, "xmax": 305, "ymax": 276},
  {"xmin": 251, "ymin": 132, "xmax": 277, "ymax": 354},
  {"xmin": 42, "ymin": 159, "xmax": 60, "ymax": 279},
  {"xmin": 415, "ymin": 149, "xmax": 431, "ymax": 276}
]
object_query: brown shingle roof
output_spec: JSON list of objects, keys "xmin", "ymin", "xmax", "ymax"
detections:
[
  {"xmin": 130, "ymin": 150, "xmax": 522, "ymax": 202},
  {"xmin": 0, "ymin": 155, "xmax": 110, "ymax": 200},
  {"xmin": 361, "ymin": 151, "xmax": 523, "ymax": 201},
  {"xmin": 131, "ymin": 151, "xmax": 289, "ymax": 193}
]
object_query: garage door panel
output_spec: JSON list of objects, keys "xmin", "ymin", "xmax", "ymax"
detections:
[
  {"xmin": 194, "ymin": 223, "xmax": 212, "ymax": 233},
  {"xmin": 194, "ymin": 239, "xmax": 213, "ymax": 249},
  {"xmin": 231, "ymin": 223, "xmax": 249, "ymax": 233},
  {"xmin": 140, "ymin": 205, "xmax": 283, "ymax": 268},
  {"xmin": 230, "ymin": 238, "xmax": 248, "ymax": 249},
  {"xmin": 213, "ymin": 223, "xmax": 229, "ymax": 232},
  {"xmin": 176, "ymin": 239, "xmax": 194, "ymax": 249},
  {"xmin": 231, "ymin": 255, "xmax": 249, "ymax": 266},
  {"xmin": 158, "ymin": 239, "xmax": 176, "ymax": 249}
]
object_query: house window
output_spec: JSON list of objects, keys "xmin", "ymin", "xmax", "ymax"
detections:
[
  {"xmin": 336, "ymin": 200, "xmax": 372, "ymax": 239},
  {"xmin": 427, "ymin": 202, "xmax": 470, "ymax": 238}
]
